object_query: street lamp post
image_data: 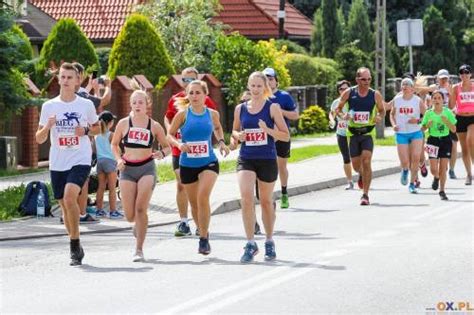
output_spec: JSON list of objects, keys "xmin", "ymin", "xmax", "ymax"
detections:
[{"xmin": 278, "ymin": 0, "xmax": 285, "ymax": 39}]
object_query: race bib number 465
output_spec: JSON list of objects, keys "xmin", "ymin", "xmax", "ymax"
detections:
[
  {"xmin": 186, "ymin": 141, "xmax": 209, "ymax": 158},
  {"xmin": 58, "ymin": 135, "xmax": 79, "ymax": 150},
  {"xmin": 128, "ymin": 127, "xmax": 151, "ymax": 146},
  {"xmin": 245, "ymin": 128, "xmax": 267, "ymax": 146},
  {"xmin": 353, "ymin": 111, "xmax": 370, "ymax": 124},
  {"xmin": 425, "ymin": 144, "xmax": 439, "ymax": 158}
]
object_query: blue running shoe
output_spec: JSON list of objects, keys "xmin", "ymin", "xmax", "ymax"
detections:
[
  {"xmin": 175, "ymin": 222, "xmax": 192, "ymax": 237},
  {"xmin": 408, "ymin": 183, "xmax": 417, "ymax": 194},
  {"xmin": 109, "ymin": 210, "xmax": 124, "ymax": 219},
  {"xmin": 198, "ymin": 238, "xmax": 211, "ymax": 255},
  {"xmin": 95, "ymin": 209, "xmax": 107, "ymax": 218},
  {"xmin": 86, "ymin": 206, "xmax": 96, "ymax": 215},
  {"xmin": 400, "ymin": 169, "xmax": 409, "ymax": 186},
  {"xmin": 264, "ymin": 240, "xmax": 276, "ymax": 261},
  {"xmin": 240, "ymin": 242, "xmax": 259, "ymax": 263}
]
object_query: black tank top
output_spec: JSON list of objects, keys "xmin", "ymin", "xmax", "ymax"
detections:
[{"xmin": 122, "ymin": 117, "xmax": 154, "ymax": 149}]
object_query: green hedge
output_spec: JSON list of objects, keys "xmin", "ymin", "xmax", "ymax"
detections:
[
  {"xmin": 298, "ymin": 105, "xmax": 329, "ymax": 134},
  {"xmin": 285, "ymin": 54, "xmax": 341, "ymax": 87}
]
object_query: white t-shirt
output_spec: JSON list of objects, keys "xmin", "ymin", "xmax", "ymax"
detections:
[
  {"xmin": 39, "ymin": 95, "xmax": 98, "ymax": 171},
  {"xmin": 393, "ymin": 94, "xmax": 421, "ymax": 134},
  {"xmin": 330, "ymin": 98, "xmax": 349, "ymax": 136}
]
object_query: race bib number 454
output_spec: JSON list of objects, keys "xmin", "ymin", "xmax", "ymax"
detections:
[
  {"xmin": 353, "ymin": 111, "xmax": 370, "ymax": 124},
  {"xmin": 128, "ymin": 127, "xmax": 151, "ymax": 146},
  {"xmin": 425, "ymin": 144, "xmax": 439, "ymax": 158},
  {"xmin": 58, "ymin": 135, "xmax": 79, "ymax": 150},
  {"xmin": 245, "ymin": 128, "xmax": 267, "ymax": 146},
  {"xmin": 186, "ymin": 141, "xmax": 209, "ymax": 158}
]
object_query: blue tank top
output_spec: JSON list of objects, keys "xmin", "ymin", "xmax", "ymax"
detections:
[
  {"xmin": 95, "ymin": 131, "xmax": 115, "ymax": 161},
  {"xmin": 179, "ymin": 107, "xmax": 217, "ymax": 167},
  {"xmin": 239, "ymin": 100, "xmax": 276, "ymax": 160},
  {"xmin": 347, "ymin": 87, "xmax": 377, "ymax": 127}
]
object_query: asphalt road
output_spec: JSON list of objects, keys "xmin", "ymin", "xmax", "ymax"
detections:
[{"xmin": 1, "ymin": 165, "xmax": 473, "ymax": 314}]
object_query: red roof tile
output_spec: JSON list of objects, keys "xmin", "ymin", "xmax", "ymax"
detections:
[
  {"xmin": 29, "ymin": 0, "xmax": 141, "ymax": 41},
  {"xmin": 215, "ymin": 0, "xmax": 312, "ymax": 39}
]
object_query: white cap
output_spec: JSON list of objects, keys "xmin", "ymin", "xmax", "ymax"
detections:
[
  {"xmin": 262, "ymin": 67, "xmax": 277, "ymax": 77},
  {"xmin": 437, "ymin": 69, "xmax": 449, "ymax": 78}
]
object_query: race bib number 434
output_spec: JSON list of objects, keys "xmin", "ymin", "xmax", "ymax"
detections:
[
  {"xmin": 58, "ymin": 135, "xmax": 79, "ymax": 150},
  {"xmin": 128, "ymin": 127, "xmax": 151, "ymax": 146},
  {"xmin": 186, "ymin": 141, "xmax": 209, "ymax": 158},
  {"xmin": 425, "ymin": 144, "xmax": 439, "ymax": 158},
  {"xmin": 353, "ymin": 111, "xmax": 370, "ymax": 124},
  {"xmin": 245, "ymin": 128, "xmax": 267, "ymax": 146}
]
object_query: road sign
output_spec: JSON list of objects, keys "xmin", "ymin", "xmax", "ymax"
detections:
[{"xmin": 397, "ymin": 19, "xmax": 424, "ymax": 46}]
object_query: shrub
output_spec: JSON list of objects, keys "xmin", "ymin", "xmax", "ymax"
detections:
[
  {"xmin": 275, "ymin": 39, "xmax": 308, "ymax": 55},
  {"xmin": 36, "ymin": 18, "xmax": 99, "ymax": 88},
  {"xmin": 285, "ymin": 54, "xmax": 341, "ymax": 86},
  {"xmin": 256, "ymin": 39, "xmax": 291, "ymax": 89},
  {"xmin": 335, "ymin": 44, "xmax": 372, "ymax": 81},
  {"xmin": 0, "ymin": 184, "xmax": 26, "ymax": 221},
  {"xmin": 96, "ymin": 47, "xmax": 111, "ymax": 75},
  {"xmin": 108, "ymin": 13, "xmax": 175, "ymax": 86},
  {"xmin": 10, "ymin": 25, "xmax": 33, "ymax": 62},
  {"xmin": 298, "ymin": 105, "xmax": 329, "ymax": 134}
]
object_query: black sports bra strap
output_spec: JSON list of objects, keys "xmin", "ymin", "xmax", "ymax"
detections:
[
  {"xmin": 147, "ymin": 118, "xmax": 151, "ymax": 130},
  {"xmin": 128, "ymin": 116, "xmax": 133, "ymax": 127}
]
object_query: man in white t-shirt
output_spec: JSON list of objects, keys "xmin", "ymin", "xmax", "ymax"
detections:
[{"xmin": 36, "ymin": 62, "xmax": 100, "ymax": 266}]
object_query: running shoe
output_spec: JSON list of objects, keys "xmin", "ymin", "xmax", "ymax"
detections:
[
  {"xmin": 400, "ymin": 169, "xmax": 409, "ymax": 186},
  {"xmin": 132, "ymin": 250, "xmax": 145, "ymax": 262},
  {"xmin": 357, "ymin": 175, "xmax": 363, "ymax": 189},
  {"xmin": 240, "ymin": 242, "xmax": 259, "ymax": 263},
  {"xmin": 70, "ymin": 245, "xmax": 84, "ymax": 266},
  {"xmin": 59, "ymin": 217, "xmax": 64, "ymax": 225},
  {"xmin": 95, "ymin": 209, "xmax": 107, "ymax": 218},
  {"xmin": 439, "ymin": 191, "xmax": 448, "ymax": 201},
  {"xmin": 195, "ymin": 228, "xmax": 200, "ymax": 236},
  {"xmin": 432, "ymin": 177, "xmax": 440, "ymax": 191},
  {"xmin": 79, "ymin": 213, "xmax": 99, "ymax": 224},
  {"xmin": 264, "ymin": 240, "xmax": 276, "ymax": 261},
  {"xmin": 109, "ymin": 210, "xmax": 124, "ymax": 219},
  {"xmin": 415, "ymin": 179, "xmax": 421, "ymax": 188},
  {"xmin": 465, "ymin": 175, "xmax": 472, "ymax": 186},
  {"xmin": 198, "ymin": 238, "xmax": 211, "ymax": 255},
  {"xmin": 345, "ymin": 181, "xmax": 354, "ymax": 190},
  {"xmin": 254, "ymin": 222, "xmax": 262, "ymax": 235},
  {"xmin": 408, "ymin": 183, "xmax": 418, "ymax": 194},
  {"xmin": 449, "ymin": 169, "xmax": 457, "ymax": 179},
  {"xmin": 86, "ymin": 206, "xmax": 96, "ymax": 215},
  {"xmin": 280, "ymin": 194, "xmax": 289, "ymax": 209},
  {"xmin": 420, "ymin": 162, "xmax": 428, "ymax": 177},
  {"xmin": 360, "ymin": 194, "xmax": 370, "ymax": 206},
  {"xmin": 174, "ymin": 221, "xmax": 191, "ymax": 237}
]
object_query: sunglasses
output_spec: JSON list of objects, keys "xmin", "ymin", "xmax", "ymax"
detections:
[
  {"xmin": 459, "ymin": 70, "xmax": 471, "ymax": 75},
  {"xmin": 338, "ymin": 86, "xmax": 349, "ymax": 91},
  {"xmin": 358, "ymin": 77, "xmax": 371, "ymax": 82},
  {"xmin": 182, "ymin": 77, "xmax": 195, "ymax": 83}
]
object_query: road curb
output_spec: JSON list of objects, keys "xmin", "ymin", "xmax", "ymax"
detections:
[{"xmin": 1, "ymin": 165, "xmax": 400, "ymax": 242}]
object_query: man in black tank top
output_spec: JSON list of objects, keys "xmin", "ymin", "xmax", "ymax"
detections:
[{"xmin": 335, "ymin": 67, "xmax": 385, "ymax": 205}]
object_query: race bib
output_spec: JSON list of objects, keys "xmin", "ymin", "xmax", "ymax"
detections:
[
  {"xmin": 128, "ymin": 127, "xmax": 151, "ymax": 146},
  {"xmin": 353, "ymin": 111, "xmax": 370, "ymax": 124},
  {"xmin": 337, "ymin": 120, "xmax": 348, "ymax": 131},
  {"xmin": 244, "ymin": 128, "xmax": 267, "ymax": 146},
  {"xmin": 58, "ymin": 135, "xmax": 79, "ymax": 150},
  {"xmin": 399, "ymin": 107, "xmax": 414, "ymax": 115},
  {"xmin": 186, "ymin": 141, "xmax": 209, "ymax": 158},
  {"xmin": 425, "ymin": 144, "xmax": 439, "ymax": 158}
]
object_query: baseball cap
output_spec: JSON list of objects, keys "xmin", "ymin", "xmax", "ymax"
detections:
[
  {"xmin": 98, "ymin": 110, "xmax": 116, "ymax": 122},
  {"xmin": 402, "ymin": 72, "xmax": 415, "ymax": 80},
  {"xmin": 262, "ymin": 68, "xmax": 277, "ymax": 78},
  {"xmin": 437, "ymin": 69, "xmax": 449, "ymax": 78},
  {"xmin": 459, "ymin": 64, "xmax": 471, "ymax": 73}
]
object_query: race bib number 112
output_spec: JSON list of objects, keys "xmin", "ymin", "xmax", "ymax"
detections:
[{"xmin": 245, "ymin": 128, "xmax": 267, "ymax": 146}]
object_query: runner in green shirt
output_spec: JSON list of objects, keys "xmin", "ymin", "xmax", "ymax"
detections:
[{"xmin": 421, "ymin": 90, "xmax": 457, "ymax": 200}]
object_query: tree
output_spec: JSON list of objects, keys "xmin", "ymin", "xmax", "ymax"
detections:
[
  {"xmin": 108, "ymin": 13, "xmax": 175, "ymax": 86},
  {"xmin": 310, "ymin": 8, "xmax": 323, "ymax": 56},
  {"xmin": 346, "ymin": 0, "xmax": 373, "ymax": 53},
  {"xmin": 0, "ymin": 7, "xmax": 30, "ymax": 133},
  {"xmin": 335, "ymin": 44, "xmax": 372, "ymax": 81},
  {"xmin": 413, "ymin": 6, "xmax": 457, "ymax": 74},
  {"xmin": 321, "ymin": 0, "xmax": 342, "ymax": 58},
  {"xmin": 136, "ymin": 0, "xmax": 224, "ymax": 73},
  {"xmin": 36, "ymin": 18, "xmax": 99, "ymax": 88},
  {"xmin": 288, "ymin": 0, "xmax": 321, "ymax": 20}
]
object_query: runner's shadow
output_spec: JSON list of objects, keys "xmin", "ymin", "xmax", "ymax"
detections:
[
  {"xmin": 79, "ymin": 264, "xmax": 153, "ymax": 273},
  {"xmin": 285, "ymin": 208, "xmax": 339, "ymax": 213},
  {"xmin": 443, "ymin": 199, "xmax": 474, "ymax": 203},
  {"xmin": 273, "ymin": 230, "xmax": 336, "ymax": 240},
  {"xmin": 370, "ymin": 203, "xmax": 429, "ymax": 207},
  {"xmin": 370, "ymin": 188, "xmax": 399, "ymax": 191},
  {"xmin": 269, "ymin": 259, "xmax": 346, "ymax": 271}
]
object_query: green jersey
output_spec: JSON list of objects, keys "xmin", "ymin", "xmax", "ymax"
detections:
[{"xmin": 421, "ymin": 107, "xmax": 456, "ymax": 137}]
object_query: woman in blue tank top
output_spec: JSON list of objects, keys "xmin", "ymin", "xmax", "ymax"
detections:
[
  {"xmin": 168, "ymin": 80, "xmax": 229, "ymax": 255},
  {"xmin": 231, "ymin": 71, "xmax": 289, "ymax": 263}
]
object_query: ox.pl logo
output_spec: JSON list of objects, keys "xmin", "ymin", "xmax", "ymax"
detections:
[{"xmin": 426, "ymin": 301, "xmax": 473, "ymax": 313}]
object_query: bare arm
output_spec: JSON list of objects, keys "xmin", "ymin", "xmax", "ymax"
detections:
[
  {"xmin": 111, "ymin": 119, "xmax": 126, "ymax": 163},
  {"xmin": 334, "ymin": 89, "xmax": 351, "ymax": 116},
  {"xmin": 232, "ymin": 104, "xmax": 245, "ymax": 142},
  {"xmin": 389, "ymin": 106, "xmax": 398, "ymax": 131},
  {"xmin": 374, "ymin": 91, "xmax": 386, "ymax": 123},
  {"xmin": 281, "ymin": 109, "xmax": 299, "ymax": 121},
  {"xmin": 265, "ymin": 104, "xmax": 290, "ymax": 142},
  {"xmin": 448, "ymin": 84, "xmax": 457, "ymax": 110},
  {"xmin": 166, "ymin": 111, "xmax": 186, "ymax": 149},
  {"xmin": 211, "ymin": 110, "xmax": 230, "ymax": 156},
  {"xmin": 152, "ymin": 121, "xmax": 170, "ymax": 159}
]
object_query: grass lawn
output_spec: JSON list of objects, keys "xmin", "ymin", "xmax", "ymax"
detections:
[{"xmin": 374, "ymin": 135, "xmax": 396, "ymax": 146}]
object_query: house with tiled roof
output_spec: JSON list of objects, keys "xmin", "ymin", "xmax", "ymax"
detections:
[{"xmin": 18, "ymin": 0, "xmax": 313, "ymax": 51}]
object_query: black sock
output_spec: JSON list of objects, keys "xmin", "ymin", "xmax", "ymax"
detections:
[
  {"xmin": 70, "ymin": 238, "xmax": 80, "ymax": 252},
  {"xmin": 282, "ymin": 186, "xmax": 287, "ymax": 194}
]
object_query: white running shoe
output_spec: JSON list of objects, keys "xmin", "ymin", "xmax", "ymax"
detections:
[{"xmin": 132, "ymin": 250, "xmax": 145, "ymax": 262}]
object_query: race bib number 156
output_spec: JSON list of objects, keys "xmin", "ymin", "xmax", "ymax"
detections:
[{"xmin": 58, "ymin": 135, "xmax": 79, "ymax": 150}]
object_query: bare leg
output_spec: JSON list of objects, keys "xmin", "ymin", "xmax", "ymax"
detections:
[{"xmin": 238, "ymin": 170, "xmax": 257, "ymax": 240}]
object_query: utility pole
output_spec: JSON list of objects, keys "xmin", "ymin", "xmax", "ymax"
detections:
[
  {"xmin": 278, "ymin": 0, "xmax": 285, "ymax": 39},
  {"xmin": 375, "ymin": 0, "xmax": 386, "ymax": 139}
]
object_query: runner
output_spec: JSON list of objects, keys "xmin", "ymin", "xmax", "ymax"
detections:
[
  {"xmin": 262, "ymin": 68, "xmax": 299, "ymax": 208},
  {"xmin": 167, "ymin": 80, "xmax": 229, "ymax": 255},
  {"xmin": 421, "ymin": 90, "xmax": 457, "ymax": 200},
  {"xmin": 35, "ymin": 62, "xmax": 100, "ymax": 266},
  {"xmin": 232, "ymin": 71, "xmax": 290, "ymax": 263},
  {"xmin": 449, "ymin": 64, "xmax": 474, "ymax": 185},
  {"xmin": 111, "ymin": 90, "xmax": 170, "ymax": 262},
  {"xmin": 329, "ymin": 80, "xmax": 354, "ymax": 190},
  {"xmin": 390, "ymin": 78, "xmax": 426, "ymax": 193},
  {"xmin": 335, "ymin": 67, "xmax": 385, "ymax": 205},
  {"xmin": 165, "ymin": 67, "xmax": 218, "ymax": 237},
  {"xmin": 94, "ymin": 110, "xmax": 123, "ymax": 219}
]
